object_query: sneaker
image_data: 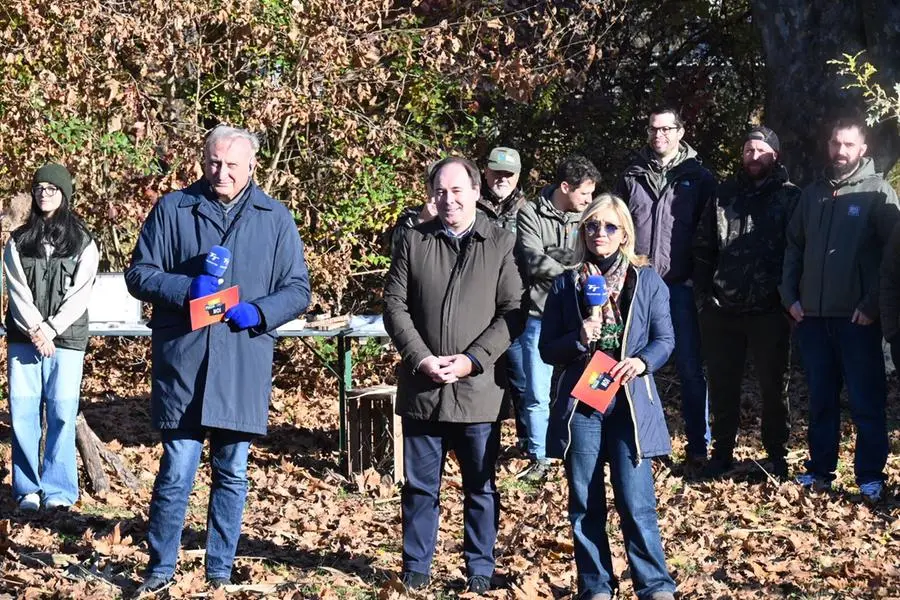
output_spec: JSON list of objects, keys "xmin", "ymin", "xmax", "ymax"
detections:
[
  {"xmin": 702, "ymin": 455, "xmax": 733, "ymax": 479},
  {"xmin": 650, "ymin": 593, "xmax": 676, "ymax": 600},
  {"xmin": 466, "ymin": 575, "xmax": 491, "ymax": 594},
  {"xmin": 400, "ymin": 571, "xmax": 430, "ymax": 591},
  {"xmin": 518, "ymin": 459, "xmax": 551, "ymax": 482},
  {"xmin": 18, "ymin": 493, "xmax": 40, "ymax": 512},
  {"xmin": 44, "ymin": 498, "xmax": 73, "ymax": 510},
  {"xmin": 588, "ymin": 594, "xmax": 612, "ymax": 600},
  {"xmin": 859, "ymin": 481, "xmax": 884, "ymax": 503},
  {"xmin": 134, "ymin": 575, "xmax": 171, "ymax": 597},
  {"xmin": 796, "ymin": 473, "xmax": 831, "ymax": 491}
]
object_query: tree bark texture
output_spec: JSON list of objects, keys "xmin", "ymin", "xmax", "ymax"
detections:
[
  {"xmin": 75, "ymin": 412, "xmax": 140, "ymax": 494},
  {"xmin": 752, "ymin": 0, "xmax": 899, "ymax": 185}
]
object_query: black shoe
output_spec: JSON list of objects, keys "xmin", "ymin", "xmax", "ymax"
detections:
[
  {"xmin": 682, "ymin": 453, "xmax": 707, "ymax": 478},
  {"xmin": 400, "ymin": 571, "xmax": 430, "ymax": 591},
  {"xmin": 767, "ymin": 456, "xmax": 789, "ymax": 480},
  {"xmin": 703, "ymin": 455, "xmax": 733, "ymax": 479},
  {"xmin": 207, "ymin": 577, "xmax": 230, "ymax": 589},
  {"xmin": 466, "ymin": 575, "xmax": 491, "ymax": 594},
  {"xmin": 134, "ymin": 575, "xmax": 171, "ymax": 597}
]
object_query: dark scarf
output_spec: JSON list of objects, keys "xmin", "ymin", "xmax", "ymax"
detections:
[{"xmin": 578, "ymin": 251, "xmax": 628, "ymax": 350}]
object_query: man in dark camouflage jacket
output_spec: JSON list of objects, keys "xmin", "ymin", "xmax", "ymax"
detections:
[{"xmin": 693, "ymin": 126, "xmax": 800, "ymax": 479}]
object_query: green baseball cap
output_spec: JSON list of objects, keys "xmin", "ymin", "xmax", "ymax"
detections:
[{"xmin": 487, "ymin": 147, "xmax": 521, "ymax": 174}]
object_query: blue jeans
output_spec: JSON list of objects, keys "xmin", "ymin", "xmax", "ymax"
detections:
[
  {"xmin": 521, "ymin": 316, "xmax": 554, "ymax": 460},
  {"xmin": 401, "ymin": 418, "xmax": 500, "ymax": 577},
  {"xmin": 795, "ymin": 317, "xmax": 887, "ymax": 485},
  {"xmin": 146, "ymin": 428, "xmax": 253, "ymax": 581},
  {"xmin": 566, "ymin": 399, "xmax": 676, "ymax": 598},
  {"xmin": 8, "ymin": 343, "xmax": 84, "ymax": 505},
  {"xmin": 505, "ymin": 337, "xmax": 528, "ymax": 443},
  {"xmin": 667, "ymin": 283, "xmax": 710, "ymax": 457}
]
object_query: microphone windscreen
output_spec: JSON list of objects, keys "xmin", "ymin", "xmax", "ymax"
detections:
[
  {"xmin": 205, "ymin": 245, "xmax": 232, "ymax": 278},
  {"xmin": 584, "ymin": 274, "xmax": 608, "ymax": 307}
]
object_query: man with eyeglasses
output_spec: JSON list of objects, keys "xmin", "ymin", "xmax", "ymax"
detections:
[
  {"xmin": 516, "ymin": 155, "xmax": 600, "ymax": 481},
  {"xmin": 617, "ymin": 105, "xmax": 716, "ymax": 472},
  {"xmin": 781, "ymin": 116, "xmax": 899, "ymax": 503},
  {"xmin": 693, "ymin": 126, "xmax": 799, "ymax": 480}
]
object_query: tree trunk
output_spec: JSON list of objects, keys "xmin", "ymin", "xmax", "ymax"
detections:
[
  {"xmin": 75, "ymin": 412, "xmax": 140, "ymax": 494},
  {"xmin": 751, "ymin": 0, "xmax": 900, "ymax": 185}
]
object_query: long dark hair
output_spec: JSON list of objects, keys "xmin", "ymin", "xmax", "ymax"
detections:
[{"xmin": 12, "ymin": 193, "xmax": 90, "ymax": 258}]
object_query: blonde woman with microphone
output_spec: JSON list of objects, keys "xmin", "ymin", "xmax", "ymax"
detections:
[{"xmin": 539, "ymin": 193, "xmax": 676, "ymax": 600}]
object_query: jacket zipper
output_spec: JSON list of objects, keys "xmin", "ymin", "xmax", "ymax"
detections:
[
  {"xmin": 441, "ymin": 238, "xmax": 471, "ymax": 355},
  {"xmin": 620, "ymin": 269, "xmax": 643, "ymax": 464},
  {"xmin": 818, "ymin": 188, "xmax": 838, "ymax": 315}
]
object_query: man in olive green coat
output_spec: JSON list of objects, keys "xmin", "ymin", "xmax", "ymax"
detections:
[{"xmin": 384, "ymin": 157, "xmax": 524, "ymax": 594}]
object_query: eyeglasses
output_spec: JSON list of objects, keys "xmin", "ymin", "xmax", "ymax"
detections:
[
  {"xmin": 583, "ymin": 220, "xmax": 621, "ymax": 237},
  {"xmin": 647, "ymin": 125, "xmax": 680, "ymax": 136},
  {"xmin": 32, "ymin": 184, "xmax": 60, "ymax": 197}
]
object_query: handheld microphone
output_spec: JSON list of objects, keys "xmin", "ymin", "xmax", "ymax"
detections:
[
  {"xmin": 204, "ymin": 245, "xmax": 232, "ymax": 284},
  {"xmin": 584, "ymin": 274, "xmax": 608, "ymax": 318}
]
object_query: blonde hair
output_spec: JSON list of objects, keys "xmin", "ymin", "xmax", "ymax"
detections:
[{"xmin": 571, "ymin": 193, "xmax": 649, "ymax": 267}]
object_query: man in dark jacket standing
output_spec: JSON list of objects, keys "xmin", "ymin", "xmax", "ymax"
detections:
[
  {"xmin": 617, "ymin": 106, "xmax": 716, "ymax": 468},
  {"xmin": 780, "ymin": 117, "xmax": 899, "ymax": 502},
  {"xmin": 515, "ymin": 155, "xmax": 599, "ymax": 480},
  {"xmin": 127, "ymin": 126, "xmax": 311, "ymax": 593},
  {"xmin": 384, "ymin": 157, "xmax": 524, "ymax": 594},
  {"xmin": 480, "ymin": 147, "xmax": 529, "ymax": 448},
  {"xmin": 693, "ymin": 127, "xmax": 799, "ymax": 479}
]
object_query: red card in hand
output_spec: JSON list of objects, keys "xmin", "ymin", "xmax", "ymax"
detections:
[
  {"xmin": 189, "ymin": 286, "xmax": 239, "ymax": 330},
  {"xmin": 571, "ymin": 350, "xmax": 621, "ymax": 413}
]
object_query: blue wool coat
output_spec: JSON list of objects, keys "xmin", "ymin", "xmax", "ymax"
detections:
[
  {"xmin": 540, "ymin": 265, "xmax": 674, "ymax": 461},
  {"xmin": 125, "ymin": 180, "xmax": 310, "ymax": 435}
]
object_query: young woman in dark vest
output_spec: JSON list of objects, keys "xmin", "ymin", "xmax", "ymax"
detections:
[{"xmin": 4, "ymin": 163, "xmax": 99, "ymax": 511}]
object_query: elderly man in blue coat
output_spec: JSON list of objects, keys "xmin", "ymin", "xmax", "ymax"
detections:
[{"xmin": 126, "ymin": 125, "xmax": 310, "ymax": 594}]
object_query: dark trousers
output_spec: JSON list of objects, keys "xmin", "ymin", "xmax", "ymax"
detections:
[
  {"xmin": 699, "ymin": 308, "xmax": 791, "ymax": 460},
  {"xmin": 795, "ymin": 317, "xmax": 887, "ymax": 485},
  {"xmin": 401, "ymin": 418, "xmax": 501, "ymax": 578}
]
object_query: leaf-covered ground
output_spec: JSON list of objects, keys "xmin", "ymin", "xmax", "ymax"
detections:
[{"xmin": 1, "ymin": 341, "xmax": 899, "ymax": 599}]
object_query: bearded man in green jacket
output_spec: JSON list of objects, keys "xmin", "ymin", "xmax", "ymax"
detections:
[{"xmin": 780, "ymin": 116, "xmax": 900, "ymax": 503}]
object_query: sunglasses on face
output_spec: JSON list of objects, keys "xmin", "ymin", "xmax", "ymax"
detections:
[{"xmin": 583, "ymin": 220, "xmax": 621, "ymax": 237}]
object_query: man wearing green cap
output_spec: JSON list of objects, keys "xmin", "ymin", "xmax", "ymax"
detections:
[{"xmin": 479, "ymin": 147, "xmax": 529, "ymax": 450}]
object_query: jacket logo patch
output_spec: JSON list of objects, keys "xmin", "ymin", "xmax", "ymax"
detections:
[{"xmin": 848, "ymin": 205, "xmax": 860, "ymax": 217}]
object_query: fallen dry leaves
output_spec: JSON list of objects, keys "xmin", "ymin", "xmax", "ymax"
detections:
[{"xmin": 0, "ymin": 347, "xmax": 899, "ymax": 599}]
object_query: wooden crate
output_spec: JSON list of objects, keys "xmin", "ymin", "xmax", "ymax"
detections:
[{"xmin": 345, "ymin": 385, "xmax": 403, "ymax": 482}]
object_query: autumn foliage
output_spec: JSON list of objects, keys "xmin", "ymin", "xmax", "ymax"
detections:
[
  {"xmin": 0, "ymin": 0, "xmax": 763, "ymax": 311},
  {"xmin": 3, "ymin": 1, "xmax": 899, "ymax": 599}
]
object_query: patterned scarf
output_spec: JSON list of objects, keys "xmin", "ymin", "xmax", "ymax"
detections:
[{"xmin": 578, "ymin": 252, "xmax": 629, "ymax": 350}]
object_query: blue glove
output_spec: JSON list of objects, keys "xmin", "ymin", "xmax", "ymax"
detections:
[
  {"xmin": 189, "ymin": 274, "xmax": 220, "ymax": 300},
  {"xmin": 224, "ymin": 302, "xmax": 261, "ymax": 330}
]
